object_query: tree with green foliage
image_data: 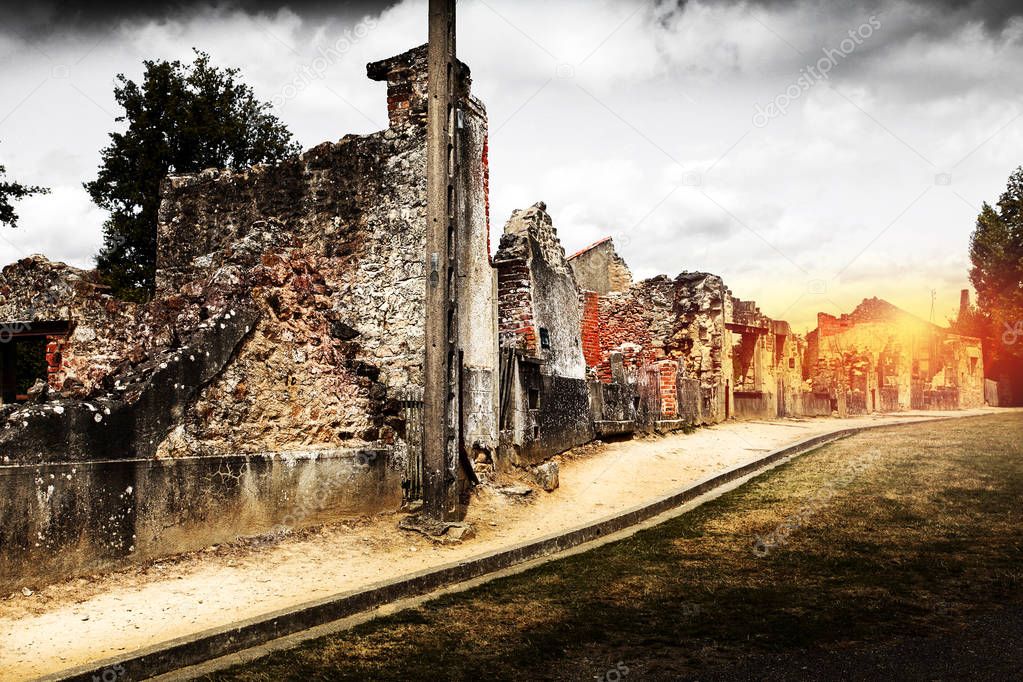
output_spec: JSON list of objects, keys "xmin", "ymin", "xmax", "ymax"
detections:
[
  {"xmin": 86, "ymin": 50, "xmax": 301, "ymax": 301},
  {"xmin": 0, "ymin": 149, "xmax": 48, "ymax": 228},
  {"xmin": 965, "ymin": 166, "xmax": 1023, "ymax": 404}
]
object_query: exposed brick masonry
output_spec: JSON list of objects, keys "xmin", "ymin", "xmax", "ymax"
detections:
[
  {"xmin": 497, "ymin": 260, "xmax": 537, "ymax": 354},
  {"xmin": 45, "ymin": 336, "xmax": 68, "ymax": 391}
]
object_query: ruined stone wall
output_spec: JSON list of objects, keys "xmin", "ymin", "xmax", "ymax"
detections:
[
  {"xmin": 806, "ymin": 298, "xmax": 985, "ymax": 411},
  {"xmin": 567, "ymin": 238, "xmax": 633, "ymax": 295},
  {"xmin": 772, "ymin": 321, "xmax": 805, "ymax": 417},
  {"xmin": 0, "ymin": 257, "xmax": 141, "ymax": 398},
  {"xmin": 0, "ymin": 44, "xmax": 495, "ymax": 471},
  {"xmin": 588, "ymin": 277, "xmax": 673, "ymax": 382},
  {"xmin": 495, "ymin": 203, "xmax": 586, "ymax": 380},
  {"xmin": 0, "ymin": 44, "xmax": 502, "ymax": 592},
  {"xmin": 153, "ymin": 126, "xmax": 426, "ymax": 458},
  {"xmin": 150, "ymin": 45, "xmax": 496, "ymax": 460},
  {"xmin": 672, "ymin": 272, "xmax": 733, "ymax": 422},
  {"xmin": 947, "ymin": 333, "xmax": 986, "ymax": 408},
  {"xmin": 456, "ymin": 95, "xmax": 499, "ymax": 456},
  {"xmin": 808, "ymin": 314, "xmax": 913, "ymax": 410},
  {"xmin": 726, "ymin": 297, "xmax": 780, "ymax": 419},
  {"xmin": 579, "ymin": 269, "xmax": 734, "ymax": 425},
  {"xmin": 495, "ymin": 204, "xmax": 592, "ymax": 464}
]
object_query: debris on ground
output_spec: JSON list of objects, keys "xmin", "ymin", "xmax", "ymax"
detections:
[
  {"xmin": 398, "ymin": 515, "xmax": 476, "ymax": 544},
  {"xmin": 496, "ymin": 485, "xmax": 533, "ymax": 497},
  {"xmin": 531, "ymin": 461, "xmax": 559, "ymax": 491}
]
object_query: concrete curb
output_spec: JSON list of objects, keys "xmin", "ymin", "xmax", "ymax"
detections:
[{"xmin": 50, "ymin": 415, "xmax": 969, "ymax": 682}]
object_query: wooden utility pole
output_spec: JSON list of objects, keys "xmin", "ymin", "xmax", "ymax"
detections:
[{"xmin": 423, "ymin": 0, "xmax": 458, "ymax": 519}]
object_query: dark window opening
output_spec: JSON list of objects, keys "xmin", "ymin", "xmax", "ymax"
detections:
[
  {"xmin": 0, "ymin": 322, "xmax": 70, "ymax": 404},
  {"xmin": 1, "ymin": 337, "xmax": 49, "ymax": 403},
  {"xmin": 788, "ymin": 357, "xmax": 796, "ymax": 369},
  {"xmin": 539, "ymin": 327, "xmax": 551, "ymax": 350},
  {"xmin": 528, "ymin": 388, "xmax": 540, "ymax": 410},
  {"xmin": 532, "ymin": 424, "xmax": 540, "ymax": 440}
]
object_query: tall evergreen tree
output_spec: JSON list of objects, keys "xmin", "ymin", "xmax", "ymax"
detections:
[
  {"xmin": 86, "ymin": 50, "xmax": 300, "ymax": 301},
  {"xmin": 967, "ymin": 166, "xmax": 1023, "ymax": 403}
]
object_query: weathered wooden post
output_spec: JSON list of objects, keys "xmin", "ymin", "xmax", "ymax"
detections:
[{"xmin": 423, "ymin": 0, "xmax": 458, "ymax": 519}]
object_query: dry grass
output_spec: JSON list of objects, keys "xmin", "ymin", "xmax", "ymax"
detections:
[{"xmin": 208, "ymin": 413, "xmax": 1023, "ymax": 681}]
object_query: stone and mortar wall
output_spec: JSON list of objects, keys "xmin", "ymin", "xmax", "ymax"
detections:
[
  {"xmin": 586, "ymin": 271, "xmax": 735, "ymax": 425},
  {"xmin": 495, "ymin": 203, "xmax": 586, "ymax": 380},
  {"xmin": 0, "ymin": 44, "xmax": 498, "ymax": 591},
  {"xmin": 0, "ymin": 256, "xmax": 140, "ymax": 398},
  {"xmin": 772, "ymin": 321, "xmax": 806, "ymax": 417},
  {"xmin": 495, "ymin": 203, "xmax": 592, "ymax": 464},
  {"xmin": 456, "ymin": 94, "xmax": 499, "ymax": 458},
  {"xmin": 0, "ymin": 124, "xmax": 426, "ymax": 464},
  {"xmin": 0, "ymin": 43, "xmax": 495, "ymax": 468},
  {"xmin": 805, "ymin": 298, "xmax": 986, "ymax": 411},
  {"xmin": 567, "ymin": 237, "xmax": 633, "ymax": 295},
  {"xmin": 153, "ymin": 128, "xmax": 424, "ymax": 458},
  {"xmin": 151, "ymin": 44, "xmax": 498, "ymax": 461}
]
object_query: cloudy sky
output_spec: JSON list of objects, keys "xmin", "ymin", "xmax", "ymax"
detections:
[{"xmin": 1, "ymin": 0, "xmax": 1021, "ymax": 330}]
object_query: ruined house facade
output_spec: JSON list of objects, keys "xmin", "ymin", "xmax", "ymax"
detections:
[
  {"xmin": 0, "ymin": 44, "xmax": 993, "ymax": 591},
  {"xmin": 0, "ymin": 45, "xmax": 497, "ymax": 591},
  {"xmin": 494, "ymin": 203, "xmax": 594, "ymax": 465},
  {"xmin": 0, "ymin": 45, "xmax": 496, "ymax": 466},
  {"xmin": 805, "ymin": 298, "xmax": 985, "ymax": 413}
]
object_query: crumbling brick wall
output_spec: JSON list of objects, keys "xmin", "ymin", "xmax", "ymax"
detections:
[
  {"xmin": 495, "ymin": 203, "xmax": 592, "ymax": 464},
  {"xmin": 495, "ymin": 202, "xmax": 586, "ymax": 380},
  {"xmin": 588, "ymin": 277, "xmax": 670, "ymax": 382},
  {"xmin": 576, "ymin": 264, "xmax": 737, "ymax": 425},
  {"xmin": 805, "ymin": 298, "xmax": 986, "ymax": 411}
]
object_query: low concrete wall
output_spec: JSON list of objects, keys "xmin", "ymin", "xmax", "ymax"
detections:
[
  {"xmin": 985, "ymin": 379, "xmax": 1000, "ymax": 407},
  {"xmin": 733, "ymin": 391, "xmax": 771, "ymax": 419},
  {"xmin": 528, "ymin": 375, "xmax": 594, "ymax": 463},
  {"xmin": 0, "ymin": 448, "xmax": 402, "ymax": 594},
  {"xmin": 802, "ymin": 391, "xmax": 832, "ymax": 417}
]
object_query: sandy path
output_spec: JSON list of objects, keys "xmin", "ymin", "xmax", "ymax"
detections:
[{"xmin": 0, "ymin": 409, "xmax": 1001, "ymax": 680}]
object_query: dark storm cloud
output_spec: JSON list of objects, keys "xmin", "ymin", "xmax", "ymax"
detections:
[
  {"xmin": 0, "ymin": 0, "xmax": 396, "ymax": 35},
  {"xmin": 692, "ymin": 0, "xmax": 1023, "ymax": 34}
]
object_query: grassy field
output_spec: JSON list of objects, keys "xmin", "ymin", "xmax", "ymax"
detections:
[{"xmin": 206, "ymin": 413, "xmax": 1023, "ymax": 681}]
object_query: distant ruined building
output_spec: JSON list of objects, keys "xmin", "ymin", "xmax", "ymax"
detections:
[
  {"xmin": 0, "ymin": 44, "xmax": 994, "ymax": 592},
  {"xmin": 805, "ymin": 297, "xmax": 985, "ymax": 414}
]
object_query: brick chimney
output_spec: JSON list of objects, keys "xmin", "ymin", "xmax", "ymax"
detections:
[
  {"xmin": 367, "ymin": 44, "xmax": 472, "ymax": 130},
  {"xmin": 960, "ymin": 289, "xmax": 970, "ymax": 319}
]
